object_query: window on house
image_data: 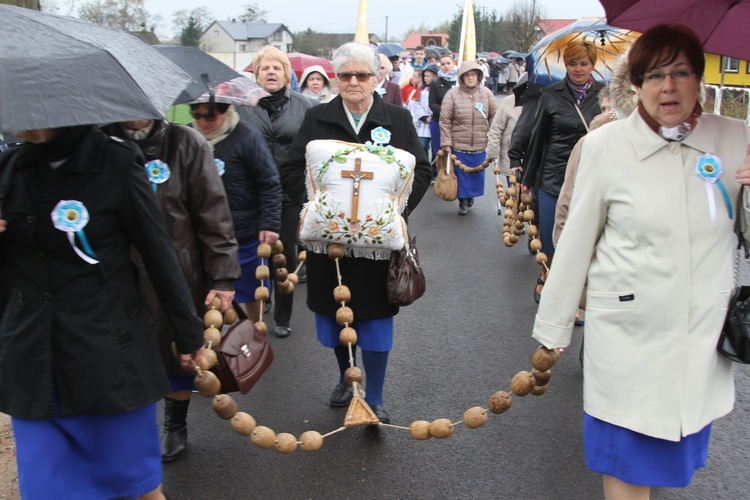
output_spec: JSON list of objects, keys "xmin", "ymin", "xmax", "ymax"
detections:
[
  {"xmin": 272, "ymin": 30, "xmax": 283, "ymax": 42},
  {"xmin": 212, "ymin": 30, "xmax": 219, "ymax": 38},
  {"xmin": 746, "ymin": 61, "xmax": 750, "ymax": 74},
  {"xmin": 239, "ymin": 44, "xmax": 246, "ymax": 52},
  {"xmin": 723, "ymin": 56, "xmax": 739, "ymax": 73}
]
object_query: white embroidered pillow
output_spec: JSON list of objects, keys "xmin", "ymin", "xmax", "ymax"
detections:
[{"xmin": 300, "ymin": 139, "xmax": 415, "ymax": 260}]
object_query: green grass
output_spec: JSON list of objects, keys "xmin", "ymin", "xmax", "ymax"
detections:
[{"xmin": 166, "ymin": 104, "xmax": 192, "ymax": 125}]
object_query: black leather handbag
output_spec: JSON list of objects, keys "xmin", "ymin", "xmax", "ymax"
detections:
[{"xmin": 718, "ymin": 187, "xmax": 750, "ymax": 363}]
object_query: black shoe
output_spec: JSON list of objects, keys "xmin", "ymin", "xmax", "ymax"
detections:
[
  {"xmin": 467, "ymin": 198, "xmax": 474, "ymax": 208},
  {"xmin": 371, "ymin": 405, "xmax": 390, "ymax": 424},
  {"xmin": 274, "ymin": 326, "xmax": 291, "ymax": 338},
  {"xmin": 330, "ymin": 383, "xmax": 353, "ymax": 407},
  {"xmin": 533, "ymin": 277, "xmax": 545, "ymax": 305},
  {"xmin": 264, "ymin": 300, "xmax": 272, "ymax": 314},
  {"xmin": 457, "ymin": 199, "xmax": 468, "ymax": 216},
  {"xmin": 161, "ymin": 398, "xmax": 190, "ymax": 463}
]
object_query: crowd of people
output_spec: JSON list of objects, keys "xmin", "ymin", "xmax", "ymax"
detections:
[{"xmin": 2, "ymin": 25, "xmax": 750, "ymax": 500}]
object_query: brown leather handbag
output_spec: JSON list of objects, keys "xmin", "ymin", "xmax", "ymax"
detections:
[
  {"xmin": 433, "ymin": 152, "xmax": 458, "ymax": 201},
  {"xmin": 212, "ymin": 303, "xmax": 274, "ymax": 394},
  {"xmin": 387, "ymin": 234, "xmax": 426, "ymax": 306}
]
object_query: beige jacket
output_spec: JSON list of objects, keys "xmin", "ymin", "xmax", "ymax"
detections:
[
  {"xmin": 534, "ymin": 111, "xmax": 750, "ymax": 441},
  {"xmin": 486, "ymin": 95, "xmax": 522, "ymax": 175},
  {"xmin": 439, "ymin": 61, "xmax": 497, "ymax": 151}
]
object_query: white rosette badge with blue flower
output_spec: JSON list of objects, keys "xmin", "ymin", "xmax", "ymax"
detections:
[
  {"xmin": 145, "ymin": 159, "xmax": 171, "ymax": 191},
  {"xmin": 51, "ymin": 200, "xmax": 99, "ymax": 264},
  {"xmin": 695, "ymin": 153, "xmax": 732, "ymax": 223},
  {"xmin": 475, "ymin": 102, "xmax": 487, "ymax": 120},
  {"xmin": 215, "ymin": 159, "xmax": 226, "ymax": 176}
]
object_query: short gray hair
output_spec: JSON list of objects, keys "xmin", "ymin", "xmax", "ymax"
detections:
[{"xmin": 332, "ymin": 42, "xmax": 379, "ymax": 75}]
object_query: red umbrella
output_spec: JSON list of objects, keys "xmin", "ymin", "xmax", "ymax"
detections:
[
  {"xmin": 244, "ymin": 52, "xmax": 335, "ymax": 78},
  {"xmin": 487, "ymin": 51, "xmax": 500, "ymax": 58},
  {"xmin": 600, "ymin": 0, "xmax": 750, "ymax": 60}
]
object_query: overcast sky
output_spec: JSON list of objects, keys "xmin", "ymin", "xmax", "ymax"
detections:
[{"xmin": 145, "ymin": 0, "xmax": 606, "ymax": 40}]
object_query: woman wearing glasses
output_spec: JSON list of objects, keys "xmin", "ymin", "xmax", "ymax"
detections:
[
  {"xmin": 533, "ymin": 25, "xmax": 750, "ymax": 498},
  {"xmin": 189, "ymin": 102, "xmax": 282, "ymax": 324},
  {"xmin": 280, "ymin": 42, "xmax": 431, "ymax": 423}
]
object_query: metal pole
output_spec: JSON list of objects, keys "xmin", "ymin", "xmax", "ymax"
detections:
[{"xmin": 385, "ymin": 16, "xmax": 388, "ymax": 43}]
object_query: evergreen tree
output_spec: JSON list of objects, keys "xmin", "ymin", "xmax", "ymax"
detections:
[{"xmin": 180, "ymin": 15, "xmax": 202, "ymax": 47}]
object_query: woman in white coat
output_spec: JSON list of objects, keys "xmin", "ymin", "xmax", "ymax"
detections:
[{"xmin": 533, "ymin": 24, "xmax": 750, "ymax": 499}]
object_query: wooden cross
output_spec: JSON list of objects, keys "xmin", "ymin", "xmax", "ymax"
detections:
[{"xmin": 341, "ymin": 158, "xmax": 374, "ymax": 223}]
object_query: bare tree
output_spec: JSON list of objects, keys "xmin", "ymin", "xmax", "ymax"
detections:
[
  {"xmin": 238, "ymin": 2, "xmax": 268, "ymax": 22},
  {"xmin": 78, "ymin": 0, "xmax": 161, "ymax": 32},
  {"xmin": 503, "ymin": 0, "xmax": 544, "ymax": 52}
]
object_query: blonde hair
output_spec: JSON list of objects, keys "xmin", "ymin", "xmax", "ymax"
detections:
[
  {"xmin": 253, "ymin": 46, "xmax": 292, "ymax": 88},
  {"xmin": 563, "ymin": 42, "xmax": 598, "ymax": 66}
]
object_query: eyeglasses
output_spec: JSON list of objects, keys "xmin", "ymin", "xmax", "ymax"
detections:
[
  {"xmin": 337, "ymin": 72, "xmax": 374, "ymax": 83},
  {"xmin": 190, "ymin": 112, "xmax": 218, "ymax": 121},
  {"xmin": 641, "ymin": 69, "xmax": 694, "ymax": 85}
]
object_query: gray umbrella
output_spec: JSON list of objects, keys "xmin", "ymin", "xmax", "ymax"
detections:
[
  {"xmin": 0, "ymin": 5, "xmax": 191, "ymax": 132},
  {"xmin": 152, "ymin": 45, "xmax": 243, "ymax": 105}
]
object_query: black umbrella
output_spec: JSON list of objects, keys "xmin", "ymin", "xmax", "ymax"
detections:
[
  {"xmin": 152, "ymin": 45, "xmax": 242, "ymax": 105},
  {"xmin": 425, "ymin": 46, "xmax": 451, "ymax": 59},
  {"xmin": 512, "ymin": 73, "xmax": 544, "ymax": 107},
  {"xmin": 0, "ymin": 6, "xmax": 191, "ymax": 132},
  {"xmin": 377, "ymin": 43, "xmax": 406, "ymax": 58}
]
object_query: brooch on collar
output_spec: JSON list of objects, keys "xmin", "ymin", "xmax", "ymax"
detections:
[
  {"xmin": 695, "ymin": 153, "xmax": 732, "ymax": 223},
  {"xmin": 370, "ymin": 127, "xmax": 391, "ymax": 146},
  {"xmin": 51, "ymin": 200, "xmax": 99, "ymax": 264}
]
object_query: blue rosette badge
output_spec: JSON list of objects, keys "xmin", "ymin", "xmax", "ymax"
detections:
[
  {"xmin": 695, "ymin": 153, "xmax": 732, "ymax": 222},
  {"xmin": 51, "ymin": 200, "xmax": 99, "ymax": 264},
  {"xmin": 145, "ymin": 159, "xmax": 171, "ymax": 191},
  {"xmin": 215, "ymin": 159, "xmax": 226, "ymax": 176},
  {"xmin": 475, "ymin": 102, "xmax": 487, "ymax": 120},
  {"xmin": 371, "ymin": 127, "xmax": 391, "ymax": 146}
]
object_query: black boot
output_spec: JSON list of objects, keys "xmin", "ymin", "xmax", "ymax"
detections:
[
  {"xmin": 161, "ymin": 397, "xmax": 189, "ymax": 463},
  {"xmin": 457, "ymin": 199, "xmax": 468, "ymax": 215}
]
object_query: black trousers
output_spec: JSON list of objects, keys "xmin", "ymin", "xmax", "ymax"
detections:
[{"xmin": 273, "ymin": 200, "xmax": 301, "ymax": 327}]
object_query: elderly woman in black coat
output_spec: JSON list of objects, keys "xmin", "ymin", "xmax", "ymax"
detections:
[
  {"xmin": 0, "ymin": 125, "xmax": 204, "ymax": 499},
  {"xmin": 280, "ymin": 42, "xmax": 431, "ymax": 424}
]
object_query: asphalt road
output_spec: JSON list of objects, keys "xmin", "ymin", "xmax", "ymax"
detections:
[{"xmin": 162, "ymin": 155, "xmax": 750, "ymax": 499}]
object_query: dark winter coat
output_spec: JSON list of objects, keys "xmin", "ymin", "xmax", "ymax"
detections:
[
  {"xmin": 239, "ymin": 89, "xmax": 314, "ymax": 169},
  {"xmin": 105, "ymin": 121, "xmax": 240, "ymax": 376},
  {"xmin": 428, "ymin": 75, "xmax": 456, "ymax": 121},
  {"xmin": 280, "ymin": 95, "xmax": 432, "ymax": 320},
  {"xmin": 377, "ymin": 80, "xmax": 403, "ymax": 107},
  {"xmin": 0, "ymin": 126, "xmax": 204, "ymax": 419},
  {"xmin": 521, "ymin": 79, "xmax": 602, "ymax": 197},
  {"xmin": 213, "ymin": 120, "xmax": 282, "ymax": 242},
  {"xmin": 508, "ymin": 95, "xmax": 540, "ymax": 170}
]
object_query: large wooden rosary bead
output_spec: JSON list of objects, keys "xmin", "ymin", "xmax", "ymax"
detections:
[
  {"xmin": 299, "ymin": 431, "xmax": 323, "ymax": 451},
  {"xmin": 336, "ymin": 306, "xmax": 354, "ymax": 326},
  {"xmin": 255, "ymin": 286, "xmax": 270, "ymax": 302},
  {"xmin": 255, "ymin": 265, "xmax": 271, "ymax": 281},
  {"xmin": 339, "ymin": 327, "xmax": 358, "ymax": 345},
  {"xmin": 327, "ymin": 244, "xmax": 345, "ymax": 260},
  {"xmin": 487, "ymin": 391, "xmax": 513, "ymax": 414},
  {"xmin": 272, "ymin": 253, "xmax": 287, "ymax": 269},
  {"xmin": 257, "ymin": 243, "xmax": 272, "ymax": 258},
  {"xmin": 204, "ymin": 309, "xmax": 223, "ymax": 329},
  {"xmin": 463, "ymin": 406, "xmax": 488, "ymax": 429},
  {"xmin": 429, "ymin": 419, "xmax": 454, "ymax": 439},
  {"xmin": 274, "ymin": 433, "xmax": 298, "ymax": 454},
  {"xmin": 531, "ymin": 346, "xmax": 559, "ymax": 372},
  {"xmin": 533, "ymin": 370, "xmax": 552, "ymax": 387},
  {"xmin": 195, "ymin": 370, "xmax": 221, "ymax": 397},
  {"xmin": 510, "ymin": 371, "xmax": 536, "ymax": 396},
  {"xmin": 212, "ymin": 394, "xmax": 238, "ymax": 420},
  {"xmin": 251, "ymin": 426, "xmax": 276, "ymax": 449},
  {"xmin": 231, "ymin": 411, "xmax": 257, "ymax": 435},
  {"xmin": 409, "ymin": 420, "xmax": 432, "ymax": 440},
  {"xmin": 344, "ymin": 367, "xmax": 363, "ymax": 385},
  {"xmin": 334, "ymin": 285, "xmax": 352, "ymax": 303}
]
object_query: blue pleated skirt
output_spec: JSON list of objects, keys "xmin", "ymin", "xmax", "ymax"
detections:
[
  {"xmin": 583, "ymin": 413, "xmax": 711, "ymax": 487},
  {"xmin": 453, "ymin": 150, "xmax": 487, "ymax": 198},
  {"xmin": 235, "ymin": 239, "xmax": 270, "ymax": 303},
  {"xmin": 315, "ymin": 314, "xmax": 394, "ymax": 352},
  {"xmin": 12, "ymin": 403, "xmax": 162, "ymax": 499}
]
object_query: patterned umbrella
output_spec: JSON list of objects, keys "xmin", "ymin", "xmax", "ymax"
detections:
[
  {"xmin": 526, "ymin": 17, "xmax": 640, "ymax": 86},
  {"xmin": 191, "ymin": 76, "xmax": 269, "ymax": 107}
]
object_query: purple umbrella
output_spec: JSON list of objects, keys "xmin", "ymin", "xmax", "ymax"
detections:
[{"xmin": 600, "ymin": 0, "xmax": 750, "ymax": 60}]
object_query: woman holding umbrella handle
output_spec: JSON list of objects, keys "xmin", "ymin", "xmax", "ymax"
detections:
[{"xmin": 532, "ymin": 24, "xmax": 750, "ymax": 498}]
